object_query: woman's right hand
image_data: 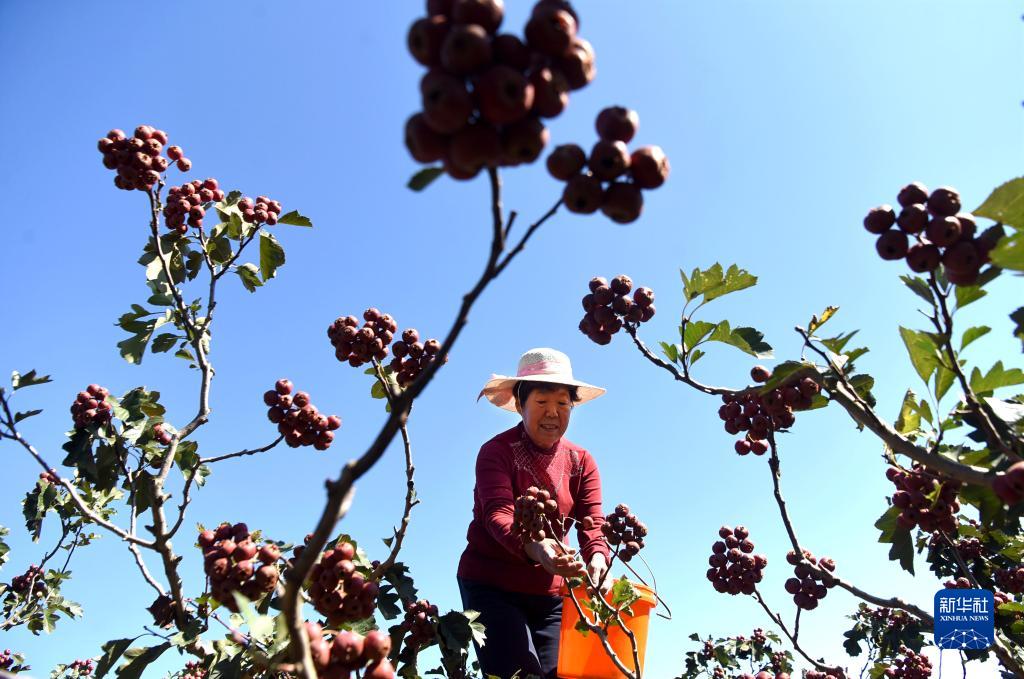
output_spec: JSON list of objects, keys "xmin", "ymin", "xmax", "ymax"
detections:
[{"xmin": 524, "ymin": 539, "xmax": 586, "ymax": 578}]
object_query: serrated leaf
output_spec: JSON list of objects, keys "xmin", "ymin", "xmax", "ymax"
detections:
[
  {"xmin": 703, "ymin": 264, "xmax": 757, "ymax": 302},
  {"xmin": 970, "ymin": 361, "xmax": 1024, "ymax": 396},
  {"xmin": 898, "ymin": 327, "xmax": 940, "ymax": 386},
  {"xmin": 689, "ymin": 348, "xmax": 706, "ymax": 366},
  {"xmin": 276, "ymin": 210, "xmax": 313, "ymax": 227},
  {"xmin": 95, "ymin": 637, "xmax": 140, "ymax": 677},
  {"xmin": 707, "ymin": 321, "xmax": 773, "ymax": 359},
  {"xmin": 12, "ymin": 369, "xmax": 52, "ymax": 391},
  {"xmin": 116, "ymin": 643, "xmax": 171, "ymax": 679},
  {"xmin": 961, "ymin": 326, "xmax": 991, "ymax": 351},
  {"xmin": 236, "ymin": 263, "xmax": 263, "ymax": 292},
  {"xmin": 659, "ymin": 342, "xmax": 680, "ymax": 364},
  {"xmin": 820, "ymin": 330, "xmax": 858, "ymax": 355},
  {"xmin": 682, "ymin": 320, "xmax": 716, "ymax": 350},
  {"xmin": 990, "ymin": 232, "xmax": 1024, "ymax": 272},
  {"xmin": 408, "ymin": 167, "xmax": 444, "ymax": 191},
  {"xmin": 808, "ymin": 306, "xmax": 839, "ymax": 336},
  {"xmin": 954, "ymin": 284, "xmax": 987, "ymax": 308},
  {"xmin": 150, "ymin": 333, "xmax": 179, "ymax": 354},
  {"xmin": 899, "ymin": 275, "xmax": 934, "ymax": 305},
  {"xmin": 259, "ymin": 231, "xmax": 285, "ymax": 282},
  {"xmin": 895, "ymin": 389, "xmax": 920, "ymax": 434},
  {"xmin": 974, "ymin": 176, "xmax": 1024, "ymax": 229}
]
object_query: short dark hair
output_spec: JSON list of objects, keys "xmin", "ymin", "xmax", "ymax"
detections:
[{"xmin": 514, "ymin": 381, "xmax": 580, "ymax": 406}]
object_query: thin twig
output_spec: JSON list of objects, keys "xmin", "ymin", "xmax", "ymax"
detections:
[
  {"xmin": 752, "ymin": 589, "xmax": 843, "ymax": 674},
  {"xmin": 200, "ymin": 436, "xmax": 284, "ymax": 465},
  {"xmin": 623, "ymin": 325, "xmax": 731, "ymax": 396}
]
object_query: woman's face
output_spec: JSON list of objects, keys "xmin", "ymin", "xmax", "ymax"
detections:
[{"xmin": 517, "ymin": 385, "xmax": 573, "ymax": 449}]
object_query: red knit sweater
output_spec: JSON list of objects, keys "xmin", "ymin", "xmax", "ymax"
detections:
[{"xmin": 457, "ymin": 423, "xmax": 611, "ymax": 595}]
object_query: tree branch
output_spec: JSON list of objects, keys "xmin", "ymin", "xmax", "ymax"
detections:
[
  {"xmin": 752, "ymin": 589, "xmax": 844, "ymax": 675},
  {"xmin": 622, "ymin": 325, "xmax": 731, "ymax": 396}
]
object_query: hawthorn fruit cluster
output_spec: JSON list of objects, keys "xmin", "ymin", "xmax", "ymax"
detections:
[
  {"xmin": 308, "ymin": 541, "xmax": 380, "ymax": 624},
  {"xmin": 305, "ymin": 622, "xmax": 397, "ymax": 679},
  {"xmin": 328, "ymin": 310, "xmax": 398, "ymax": 367},
  {"xmin": 805, "ymin": 671, "xmax": 844, "ymax": 679},
  {"xmin": 390, "ymin": 328, "xmax": 446, "ymax": 388},
  {"xmin": 197, "ymin": 522, "xmax": 280, "ymax": 612},
  {"xmin": 512, "ymin": 486, "xmax": 560, "ymax": 542},
  {"xmin": 152, "ymin": 423, "xmax": 174, "ymax": 446},
  {"xmin": 70, "ymin": 384, "xmax": 112, "ymax": 429},
  {"xmin": 68, "ymin": 659, "xmax": 94, "ymax": 676},
  {"xmin": 718, "ymin": 367, "xmax": 818, "ymax": 454},
  {"xmin": 995, "ymin": 566, "xmax": 1024, "ymax": 594},
  {"xmin": 11, "ymin": 565, "xmax": 46, "ymax": 596},
  {"xmin": 264, "ymin": 378, "xmax": 341, "ymax": 450},
  {"xmin": 886, "ymin": 464, "xmax": 961, "ymax": 532},
  {"xmin": 238, "ymin": 195, "xmax": 282, "ymax": 227},
  {"xmin": 578, "ymin": 275, "xmax": 655, "ymax": 345},
  {"xmin": 869, "ymin": 607, "xmax": 914, "ymax": 632},
  {"xmin": 0, "ymin": 651, "xmax": 20, "ymax": 671},
  {"xmin": 599, "ymin": 503, "xmax": 647, "ymax": 562},
  {"xmin": 164, "ymin": 179, "xmax": 225, "ymax": 234},
  {"xmin": 883, "ymin": 647, "xmax": 932, "ymax": 679},
  {"xmin": 706, "ymin": 525, "xmax": 768, "ymax": 595},
  {"xmin": 943, "ymin": 577, "xmax": 972, "ymax": 589},
  {"xmin": 180, "ymin": 661, "xmax": 207, "ymax": 679},
  {"xmin": 97, "ymin": 126, "xmax": 185, "ymax": 191},
  {"xmin": 400, "ymin": 599, "xmax": 440, "ymax": 650},
  {"xmin": 551, "ymin": 106, "xmax": 670, "ymax": 223},
  {"xmin": 784, "ymin": 549, "xmax": 836, "ymax": 611},
  {"xmin": 993, "ymin": 461, "xmax": 1024, "ymax": 505},
  {"xmin": 864, "ymin": 182, "xmax": 1000, "ymax": 286},
  {"xmin": 405, "ymin": 0, "xmax": 594, "ymax": 178}
]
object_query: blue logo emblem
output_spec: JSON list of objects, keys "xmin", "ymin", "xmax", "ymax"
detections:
[{"xmin": 933, "ymin": 589, "xmax": 994, "ymax": 650}]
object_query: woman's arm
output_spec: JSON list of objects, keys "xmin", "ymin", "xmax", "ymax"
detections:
[{"xmin": 476, "ymin": 441, "xmax": 528, "ymax": 558}]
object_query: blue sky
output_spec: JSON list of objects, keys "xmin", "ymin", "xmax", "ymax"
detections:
[{"xmin": 0, "ymin": 1, "xmax": 1021, "ymax": 676}]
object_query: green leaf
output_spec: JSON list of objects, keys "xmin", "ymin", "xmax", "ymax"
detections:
[
  {"xmin": 610, "ymin": 576, "xmax": 640, "ymax": 608},
  {"xmin": 970, "ymin": 361, "xmax": 1024, "ymax": 396},
  {"xmin": 874, "ymin": 506, "xmax": 914, "ymax": 574},
  {"xmin": 0, "ymin": 526, "xmax": 9, "ymax": 568},
  {"xmin": 973, "ymin": 176, "xmax": 1024, "ymax": 229},
  {"xmin": 898, "ymin": 327, "xmax": 940, "ymax": 386},
  {"xmin": 682, "ymin": 321, "xmax": 716, "ymax": 350},
  {"xmin": 894, "ymin": 389, "xmax": 921, "ymax": 434},
  {"xmin": 849, "ymin": 374, "xmax": 877, "ymax": 407},
  {"xmin": 899, "ymin": 275, "xmax": 934, "ymax": 305},
  {"xmin": 689, "ymin": 349, "xmax": 706, "ymax": 366},
  {"xmin": 11, "ymin": 369, "xmax": 52, "ymax": 391},
  {"xmin": 934, "ymin": 364, "xmax": 956, "ymax": 402},
  {"xmin": 808, "ymin": 306, "xmax": 839, "ymax": 336},
  {"xmin": 206, "ymin": 235, "xmax": 233, "ymax": 264},
  {"xmin": 371, "ymin": 379, "xmax": 388, "ymax": 400},
  {"xmin": 408, "ymin": 167, "xmax": 444, "ymax": 191},
  {"xmin": 236, "ymin": 263, "xmax": 264, "ymax": 292},
  {"xmin": 703, "ymin": 264, "xmax": 758, "ymax": 303},
  {"xmin": 954, "ymin": 284, "xmax": 987, "ymax": 309},
  {"xmin": 959, "ymin": 484, "xmax": 1005, "ymax": 526},
  {"xmin": 990, "ymin": 231, "xmax": 1024, "ymax": 272},
  {"xmin": 961, "ymin": 326, "xmax": 991, "ymax": 351},
  {"xmin": 259, "ymin": 231, "xmax": 286, "ymax": 282},
  {"xmin": 116, "ymin": 643, "xmax": 171, "ymax": 679},
  {"xmin": 95, "ymin": 637, "xmax": 140, "ymax": 677},
  {"xmin": 708, "ymin": 321, "xmax": 773, "ymax": 359},
  {"xmin": 821, "ymin": 330, "xmax": 858, "ymax": 355},
  {"xmin": 276, "ymin": 210, "xmax": 313, "ymax": 227},
  {"xmin": 150, "ymin": 333, "xmax": 179, "ymax": 354},
  {"xmin": 660, "ymin": 341, "xmax": 680, "ymax": 364},
  {"xmin": 14, "ymin": 409, "xmax": 42, "ymax": 423},
  {"xmin": 759, "ymin": 361, "xmax": 811, "ymax": 393}
]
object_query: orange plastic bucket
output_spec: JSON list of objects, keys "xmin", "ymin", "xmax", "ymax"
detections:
[{"xmin": 557, "ymin": 581, "xmax": 656, "ymax": 679}]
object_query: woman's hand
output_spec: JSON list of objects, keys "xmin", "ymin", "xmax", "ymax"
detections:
[
  {"xmin": 524, "ymin": 539, "xmax": 586, "ymax": 578},
  {"xmin": 588, "ymin": 553, "xmax": 610, "ymax": 594}
]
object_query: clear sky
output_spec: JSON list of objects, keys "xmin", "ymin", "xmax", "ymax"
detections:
[{"xmin": 0, "ymin": 1, "xmax": 1021, "ymax": 677}]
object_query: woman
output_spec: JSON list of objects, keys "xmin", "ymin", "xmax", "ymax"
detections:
[{"xmin": 457, "ymin": 348, "xmax": 611, "ymax": 679}]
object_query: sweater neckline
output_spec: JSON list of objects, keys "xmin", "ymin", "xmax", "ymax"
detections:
[{"xmin": 517, "ymin": 422, "xmax": 561, "ymax": 456}]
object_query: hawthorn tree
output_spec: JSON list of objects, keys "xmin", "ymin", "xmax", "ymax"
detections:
[
  {"xmin": 0, "ymin": 1, "xmax": 672, "ymax": 677},
  {"xmin": 574, "ymin": 178, "xmax": 1024, "ymax": 678}
]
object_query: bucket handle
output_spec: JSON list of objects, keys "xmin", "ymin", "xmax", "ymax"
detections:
[{"xmin": 622, "ymin": 552, "xmax": 673, "ymax": 621}]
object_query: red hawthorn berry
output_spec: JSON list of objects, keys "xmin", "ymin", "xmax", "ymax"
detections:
[
  {"xmin": 876, "ymin": 230, "xmax": 909, "ymax": 260},
  {"xmin": 863, "ymin": 206, "xmax": 896, "ymax": 234}
]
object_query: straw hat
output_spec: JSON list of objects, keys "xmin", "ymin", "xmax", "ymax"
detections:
[{"xmin": 478, "ymin": 348, "xmax": 606, "ymax": 412}]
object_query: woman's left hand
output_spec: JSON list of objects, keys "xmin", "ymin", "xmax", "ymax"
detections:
[{"xmin": 588, "ymin": 553, "xmax": 610, "ymax": 594}]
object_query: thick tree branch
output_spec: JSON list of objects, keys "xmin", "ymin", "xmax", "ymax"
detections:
[{"xmin": 283, "ymin": 168, "xmax": 560, "ymax": 676}]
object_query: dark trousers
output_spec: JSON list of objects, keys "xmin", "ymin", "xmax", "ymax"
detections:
[{"xmin": 457, "ymin": 576, "xmax": 563, "ymax": 679}]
